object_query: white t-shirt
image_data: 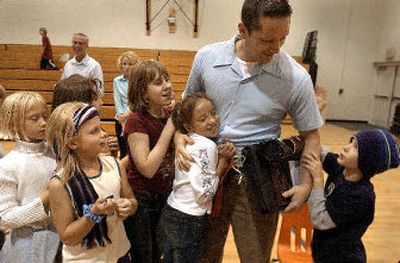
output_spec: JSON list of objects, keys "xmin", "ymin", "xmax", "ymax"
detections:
[
  {"xmin": 236, "ymin": 57, "xmax": 257, "ymax": 79},
  {"xmin": 61, "ymin": 54, "xmax": 104, "ymax": 95},
  {"xmin": 167, "ymin": 133, "xmax": 220, "ymax": 216}
]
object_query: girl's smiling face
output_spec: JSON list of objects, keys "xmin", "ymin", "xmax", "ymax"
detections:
[
  {"xmin": 145, "ymin": 74, "xmax": 173, "ymax": 114},
  {"xmin": 185, "ymin": 98, "xmax": 219, "ymax": 138}
]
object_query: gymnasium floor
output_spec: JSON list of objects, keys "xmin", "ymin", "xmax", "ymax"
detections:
[{"xmin": 1, "ymin": 121, "xmax": 399, "ymax": 262}]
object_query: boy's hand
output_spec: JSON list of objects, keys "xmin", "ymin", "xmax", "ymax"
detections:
[
  {"xmin": 174, "ymin": 132, "xmax": 194, "ymax": 172},
  {"xmin": 218, "ymin": 141, "xmax": 236, "ymax": 160}
]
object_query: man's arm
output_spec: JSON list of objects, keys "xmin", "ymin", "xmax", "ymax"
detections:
[
  {"xmin": 182, "ymin": 50, "xmax": 203, "ymax": 98},
  {"xmin": 283, "ymin": 128, "xmax": 320, "ymax": 212}
]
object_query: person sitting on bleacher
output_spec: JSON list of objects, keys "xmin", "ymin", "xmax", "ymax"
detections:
[{"xmin": 61, "ymin": 33, "xmax": 104, "ymax": 96}]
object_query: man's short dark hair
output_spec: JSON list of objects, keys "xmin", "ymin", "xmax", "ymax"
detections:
[{"xmin": 241, "ymin": 0, "xmax": 293, "ymax": 33}]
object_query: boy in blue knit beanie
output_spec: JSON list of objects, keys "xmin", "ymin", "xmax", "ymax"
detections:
[{"xmin": 304, "ymin": 129, "xmax": 399, "ymax": 263}]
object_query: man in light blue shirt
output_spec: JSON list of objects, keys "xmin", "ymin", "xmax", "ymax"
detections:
[{"xmin": 177, "ymin": 0, "xmax": 323, "ymax": 262}]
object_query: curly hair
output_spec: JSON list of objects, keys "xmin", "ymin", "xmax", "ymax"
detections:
[
  {"xmin": 241, "ymin": 0, "xmax": 292, "ymax": 33},
  {"xmin": 172, "ymin": 93, "xmax": 212, "ymax": 134},
  {"xmin": 0, "ymin": 92, "xmax": 47, "ymax": 141},
  {"xmin": 127, "ymin": 60, "xmax": 170, "ymax": 114},
  {"xmin": 46, "ymin": 102, "xmax": 86, "ymax": 183}
]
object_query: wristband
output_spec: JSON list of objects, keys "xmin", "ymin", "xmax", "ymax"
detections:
[{"xmin": 83, "ymin": 204, "xmax": 105, "ymax": 223}]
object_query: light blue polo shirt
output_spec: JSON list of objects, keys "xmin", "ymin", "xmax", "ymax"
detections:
[{"xmin": 184, "ymin": 34, "xmax": 323, "ymax": 149}]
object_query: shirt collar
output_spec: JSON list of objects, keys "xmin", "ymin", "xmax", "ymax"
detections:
[
  {"xmin": 213, "ymin": 34, "xmax": 284, "ymax": 79},
  {"xmin": 72, "ymin": 54, "xmax": 89, "ymax": 65}
]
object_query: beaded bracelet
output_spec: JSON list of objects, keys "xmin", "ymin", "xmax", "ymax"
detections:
[{"xmin": 83, "ymin": 204, "xmax": 105, "ymax": 223}]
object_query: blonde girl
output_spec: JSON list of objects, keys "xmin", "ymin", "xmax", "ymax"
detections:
[
  {"xmin": 123, "ymin": 60, "xmax": 176, "ymax": 262},
  {"xmin": 160, "ymin": 93, "xmax": 236, "ymax": 262},
  {"xmin": 47, "ymin": 102, "xmax": 137, "ymax": 262},
  {"xmin": 0, "ymin": 92, "xmax": 59, "ymax": 262},
  {"xmin": 113, "ymin": 51, "xmax": 140, "ymax": 158}
]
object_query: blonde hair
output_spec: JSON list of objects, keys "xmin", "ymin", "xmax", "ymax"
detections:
[
  {"xmin": 0, "ymin": 92, "xmax": 47, "ymax": 141},
  {"xmin": 117, "ymin": 51, "xmax": 140, "ymax": 72},
  {"xmin": 46, "ymin": 102, "xmax": 86, "ymax": 183}
]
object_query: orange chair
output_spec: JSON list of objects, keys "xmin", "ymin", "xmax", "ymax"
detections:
[{"xmin": 276, "ymin": 204, "xmax": 313, "ymax": 263}]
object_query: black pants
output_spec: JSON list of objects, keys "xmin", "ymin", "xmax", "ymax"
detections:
[
  {"xmin": 115, "ymin": 120, "xmax": 127, "ymax": 158},
  {"xmin": 160, "ymin": 204, "xmax": 207, "ymax": 263},
  {"xmin": 124, "ymin": 193, "xmax": 168, "ymax": 263},
  {"xmin": 40, "ymin": 58, "xmax": 57, "ymax": 70}
]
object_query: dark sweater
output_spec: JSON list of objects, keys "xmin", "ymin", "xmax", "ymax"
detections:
[{"xmin": 312, "ymin": 153, "xmax": 375, "ymax": 263}]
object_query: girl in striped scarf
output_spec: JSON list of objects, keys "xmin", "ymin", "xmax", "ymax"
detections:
[{"xmin": 47, "ymin": 102, "xmax": 138, "ymax": 262}]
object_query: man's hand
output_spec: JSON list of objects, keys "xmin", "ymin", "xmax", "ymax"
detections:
[
  {"xmin": 282, "ymin": 184, "xmax": 311, "ymax": 212},
  {"xmin": 174, "ymin": 132, "xmax": 194, "ymax": 172}
]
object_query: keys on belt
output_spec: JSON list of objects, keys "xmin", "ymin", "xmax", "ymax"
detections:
[{"xmin": 232, "ymin": 153, "xmax": 246, "ymax": 185}]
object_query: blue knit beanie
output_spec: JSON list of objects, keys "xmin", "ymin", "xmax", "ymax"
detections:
[{"xmin": 352, "ymin": 129, "xmax": 400, "ymax": 178}]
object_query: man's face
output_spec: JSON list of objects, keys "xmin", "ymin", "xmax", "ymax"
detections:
[
  {"xmin": 239, "ymin": 16, "xmax": 290, "ymax": 63},
  {"xmin": 72, "ymin": 35, "xmax": 88, "ymax": 58}
]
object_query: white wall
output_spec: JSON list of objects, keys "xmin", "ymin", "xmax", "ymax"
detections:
[
  {"xmin": 0, "ymin": 0, "xmax": 394, "ymax": 121},
  {"xmin": 375, "ymin": 0, "xmax": 400, "ymax": 62}
]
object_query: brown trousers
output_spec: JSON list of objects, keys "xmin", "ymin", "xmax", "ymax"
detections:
[{"xmin": 202, "ymin": 176, "xmax": 279, "ymax": 263}]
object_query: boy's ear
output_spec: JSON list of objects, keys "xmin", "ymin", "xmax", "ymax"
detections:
[{"xmin": 67, "ymin": 138, "xmax": 78, "ymax": 151}]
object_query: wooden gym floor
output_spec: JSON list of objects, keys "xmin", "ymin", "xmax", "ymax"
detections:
[{"xmin": 1, "ymin": 122, "xmax": 399, "ymax": 262}]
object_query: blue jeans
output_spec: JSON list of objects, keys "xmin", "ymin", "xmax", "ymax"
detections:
[
  {"xmin": 124, "ymin": 192, "xmax": 168, "ymax": 263},
  {"xmin": 161, "ymin": 204, "xmax": 207, "ymax": 263}
]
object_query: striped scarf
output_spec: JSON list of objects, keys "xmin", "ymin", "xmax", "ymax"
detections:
[
  {"xmin": 67, "ymin": 170, "xmax": 112, "ymax": 249},
  {"xmin": 67, "ymin": 105, "xmax": 111, "ymax": 248}
]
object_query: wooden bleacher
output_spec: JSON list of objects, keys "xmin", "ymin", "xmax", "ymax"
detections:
[
  {"xmin": 0, "ymin": 44, "xmax": 195, "ymax": 136},
  {"xmin": 0, "ymin": 43, "xmax": 308, "ymax": 136}
]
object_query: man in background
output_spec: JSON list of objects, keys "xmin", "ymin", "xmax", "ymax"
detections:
[{"xmin": 61, "ymin": 33, "xmax": 104, "ymax": 95}]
